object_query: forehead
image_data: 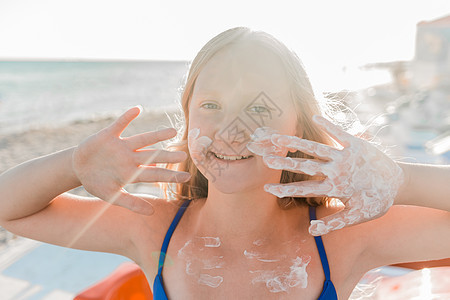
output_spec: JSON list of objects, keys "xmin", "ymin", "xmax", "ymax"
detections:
[{"xmin": 193, "ymin": 42, "xmax": 290, "ymax": 98}]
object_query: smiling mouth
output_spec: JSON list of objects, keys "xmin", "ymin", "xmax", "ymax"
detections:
[{"xmin": 211, "ymin": 152, "xmax": 254, "ymax": 161}]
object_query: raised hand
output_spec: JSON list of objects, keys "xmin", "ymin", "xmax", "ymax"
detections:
[
  {"xmin": 72, "ymin": 106, "xmax": 191, "ymax": 215},
  {"xmin": 247, "ymin": 115, "xmax": 404, "ymax": 236}
]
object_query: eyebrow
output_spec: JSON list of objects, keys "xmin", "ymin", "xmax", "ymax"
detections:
[{"xmin": 191, "ymin": 93, "xmax": 219, "ymax": 101}]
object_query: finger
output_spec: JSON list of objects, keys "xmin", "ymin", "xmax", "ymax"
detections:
[
  {"xmin": 309, "ymin": 208, "xmax": 361, "ymax": 236},
  {"xmin": 247, "ymin": 127, "xmax": 285, "ymax": 156},
  {"xmin": 271, "ymin": 134, "xmax": 340, "ymax": 160},
  {"xmin": 263, "ymin": 156, "xmax": 324, "ymax": 176},
  {"xmin": 264, "ymin": 180, "xmax": 333, "ymax": 198},
  {"xmin": 125, "ymin": 127, "xmax": 177, "ymax": 150},
  {"xmin": 246, "ymin": 141, "xmax": 285, "ymax": 156},
  {"xmin": 188, "ymin": 127, "xmax": 200, "ymax": 140},
  {"xmin": 312, "ymin": 115, "xmax": 355, "ymax": 147},
  {"xmin": 135, "ymin": 167, "xmax": 191, "ymax": 183},
  {"xmin": 109, "ymin": 106, "xmax": 142, "ymax": 137},
  {"xmin": 134, "ymin": 149, "xmax": 187, "ymax": 165},
  {"xmin": 108, "ymin": 189, "xmax": 154, "ymax": 215},
  {"xmin": 250, "ymin": 127, "xmax": 280, "ymax": 142}
]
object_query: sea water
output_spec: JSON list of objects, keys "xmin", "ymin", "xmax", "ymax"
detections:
[{"xmin": 0, "ymin": 60, "xmax": 189, "ymax": 135}]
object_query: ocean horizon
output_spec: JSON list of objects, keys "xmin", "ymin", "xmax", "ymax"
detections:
[{"xmin": 0, "ymin": 60, "xmax": 190, "ymax": 135}]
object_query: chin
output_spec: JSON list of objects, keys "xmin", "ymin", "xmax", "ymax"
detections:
[{"xmin": 211, "ymin": 177, "xmax": 259, "ymax": 194}]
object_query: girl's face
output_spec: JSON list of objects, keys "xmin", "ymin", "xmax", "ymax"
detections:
[{"xmin": 188, "ymin": 42, "xmax": 299, "ymax": 193}]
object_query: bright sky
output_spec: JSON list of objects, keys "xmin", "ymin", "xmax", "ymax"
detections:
[{"xmin": 1, "ymin": 0, "xmax": 449, "ymax": 91}]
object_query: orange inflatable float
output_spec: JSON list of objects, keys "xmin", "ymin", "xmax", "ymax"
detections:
[{"xmin": 74, "ymin": 262, "xmax": 152, "ymax": 300}]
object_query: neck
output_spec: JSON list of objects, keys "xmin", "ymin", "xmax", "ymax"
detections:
[{"xmin": 194, "ymin": 183, "xmax": 303, "ymax": 246}]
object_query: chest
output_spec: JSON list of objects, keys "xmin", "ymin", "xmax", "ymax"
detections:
[
  {"xmin": 142, "ymin": 233, "xmax": 365, "ymax": 300},
  {"xmin": 135, "ymin": 203, "xmax": 372, "ymax": 299}
]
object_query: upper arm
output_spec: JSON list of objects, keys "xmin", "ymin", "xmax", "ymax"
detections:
[
  {"xmin": 1, "ymin": 192, "xmax": 145, "ymax": 260},
  {"xmin": 361, "ymin": 205, "xmax": 450, "ymax": 269}
]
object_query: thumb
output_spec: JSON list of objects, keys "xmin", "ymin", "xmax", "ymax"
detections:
[
  {"xmin": 110, "ymin": 189, "xmax": 154, "ymax": 216},
  {"xmin": 309, "ymin": 208, "xmax": 361, "ymax": 236}
]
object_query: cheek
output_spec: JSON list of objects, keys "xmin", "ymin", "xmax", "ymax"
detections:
[
  {"xmin": 188, "ymin": 112, "xmax": 214, "ymax": 135},
  {"xmin": 265, "ymin": 114, "xmax": 298, "ymax": 137}
]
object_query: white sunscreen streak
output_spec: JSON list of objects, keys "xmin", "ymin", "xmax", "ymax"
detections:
[
  {"xmin": 258, "ymin": 258, "xmax": 281, "ymax": 263},
  {"xmin": 244, "ymin": 250, "xmax": 260, "ymax": 259},
  {"xmin": 244, "ymin": 250, "xmax": 280, "ymax": 263},
  {"xmin": 185, "ymin": 261, "xmax": 195, "ymax": 275},
  {"xmin": 178, "ymin": 237, "xmax": 224, "ymax": 288},
  {"xmin": 202, "ymin": 237, "xmax": 221, "ymax": 247},
  {"xmin": 188, "ymin": 128, "xmax": 213, "ymax": 164},
  {"xmin": 253, "ymin": 239, "xmax": 266, "ymax": 246},
  {"xmin": 203, "ymin": 258, "xmax": 225, "ymax": 270},
  {"xmin": 246, "ymin": 127, "xmax": 285, "ymax": 156},
  {"xmin": 250, "ymin": 256, "xmax": 311, "ymax": 293},
  {"xmin": 198, "ymin": 274, "xmax": 224, "ymax": 288}
]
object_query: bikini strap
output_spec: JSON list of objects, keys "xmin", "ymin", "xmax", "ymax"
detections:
[
  {"xmin": 157, "ymin": 200, "xmax": 191, "ymax": 274},
  {"xmin": 309, "ymin": 206, "xmax": 331, "ymax": 280}
]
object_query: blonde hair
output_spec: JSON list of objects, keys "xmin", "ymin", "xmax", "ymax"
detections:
[{"xmin": 163, "ymin": 27, "xmax": 337, "ymax": 208}]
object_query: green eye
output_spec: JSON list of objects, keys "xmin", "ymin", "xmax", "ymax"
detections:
[
  {"xmin": 201, "ymin": 103, "xmax": 220, "ymax": 110},
  {"xmin": 248, "ymin": 106, "xmax": 270, "ymax": 113}
]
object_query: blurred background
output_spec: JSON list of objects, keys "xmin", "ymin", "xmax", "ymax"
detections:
[{"xmin": 0, "ymin": 0, "xmax": 449, "ymax": 299}]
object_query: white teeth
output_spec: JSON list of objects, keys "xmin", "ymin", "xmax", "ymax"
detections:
[{"xmin": 213, "ymin": 153, "xmax": 252, "ymax": 160}]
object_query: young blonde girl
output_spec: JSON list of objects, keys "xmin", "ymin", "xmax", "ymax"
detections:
[{"xmin": 0, "ymin": 27, "xmax": 449, "ymax": 299}]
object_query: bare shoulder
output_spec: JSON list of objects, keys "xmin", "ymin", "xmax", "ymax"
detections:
[
  {"xmin": 310, "ymin": 204, "xmax": 448, "ymax": 296},
  {"xmin": 347, "ymin": 205, "xmax": 450, "ymax": 271},
  {"xmin": 311, "ymin": 205, "xmax": 374, "ymax": 295},
  {"xmin": 316, "ymin": 204, "xmax": 371, "ymax": 253}
]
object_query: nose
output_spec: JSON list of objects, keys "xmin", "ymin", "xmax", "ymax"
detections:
[{"xmin": 213, "ymin": 114, "xmax": 254, "ymax": 156}]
